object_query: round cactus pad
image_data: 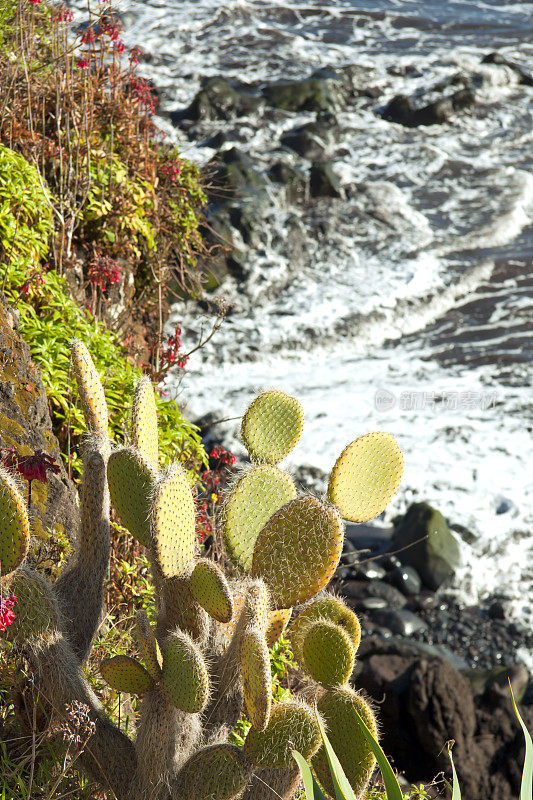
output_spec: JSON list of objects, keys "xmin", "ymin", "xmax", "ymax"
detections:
[
  {"xmin": 328, "ymin": 432, "xmax": 404, "ymax": 522},
  {"xmin": 244, "ymin": 701, "xmax": 321, "ymax": 769},
  {"xmin": 160, "ymin": 632, "xmax": 209, "ymax": 713},
  {"xmin": 241, "ymin": 390, "xmax": 304, "ymax": 464},
  {"xmin": 4, "ymin": 567, "xmax": 57, "ymax": 643},
  {"xmin": 189, "ymin": 559, "xmax": 233, "ymax": 623},
  {"xmin": 265, "ymin": 608, "xmax": 292, "ymax": 648},
  {"xmin": 251, "ymin": 496, "xmax": 344, "ymax": 608},
  {"xmin": 290, "ymin": 595, "xmax": 361, "ymax": 665},
  {"xmin": 100, "ymin": 655, "xmax": 155, "ymax": 694},
  {"xmin": 313, "ymin": 688, "xmax": 378, "ymax": 798},
  {"xmin": 108, "ymin": 449, "xmax": 155, "ymax": 547},
  {"xmin": 222, "ymin": 465, "xmax": 297, "ymax": 571},
  {"xmin": 0, "ymin": 468, "xmax": 30, "ymax": 575},
  {"xmin": 135, "ymin": 609, "xmax": 163, "ymax": 680},
  {"xmin": 131, "ymin": 377, "xmax": 159, "ymax": 470},
  {"xmin": 151, "ymin": 463, "xmax": 196, "ymax": 579},
  {"xmin": 176, "ymin": 745, "xmax": 249, "ymax": 800},
  {"xmin": 241, "ymin": 628, "xmax": 272, "ymax": 730},
  {"xmin": 71, "ymin": 340, "xmax": 108, "ymax": 434},
  {"xmin": 302, "ymin": 620, "xmax": 355, "ymax": 688}
]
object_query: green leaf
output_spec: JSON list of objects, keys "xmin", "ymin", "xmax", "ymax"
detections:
[
  {"xmin": 315, "ymin": 710, "xmax": 357, "ymax": 800},
  {"xmin": 292, "ymin": 751, "xmax": 327, "ymax": 800},
  {"xmin": 447, "ymin": 745, "xmax": 461, "ymax": 800},
  {"xmin": 509, "ymin": 681, "xmax": 533, "ymax": 800},
  {"xmin": 351, "ymin": 708, "xmax": 404, "ymax": 800}
]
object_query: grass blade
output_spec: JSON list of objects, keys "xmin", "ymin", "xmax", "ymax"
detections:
[
  {"xmin": 509, "ymin": 682, "xmax": 533, "ymax": 800},
  {"xmin": 315, "ymin": 711, "xmax": 358, "ymax": 800},
  {"xmin": 292, "ymin": 750, "xmax": 327, "ymax": 800},
  {"xmin": 447, "ymin": 745, "xmax": 462, "ymax": 800},
  {"xmin": 352, "ymin": 708, "xmax": 404, "ymax": 800}
]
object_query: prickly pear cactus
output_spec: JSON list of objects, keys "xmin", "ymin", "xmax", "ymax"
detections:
[{"xmin": 0, "ymin": 340, "xmax": 404, "ymax": 800}]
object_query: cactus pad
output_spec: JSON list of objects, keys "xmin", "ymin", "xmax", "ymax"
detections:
[
  {"xmin": 3, "ymin": 567, "xmax": 56, "ymax": 643},
  {"xmin": 175, "ymin": 745, "xmax": 250, "ymax": 800},
  {"xmin": 162, "ymin": 575, "xmax": 207, "ymax": 641},
  {"xmin": 251, "ymin": 496, "xmax": 344, "ymax": 608},
  {"xmin": 313, "ymin": 688, "xmax": 378, "ymax": 798},
  {"xmin": 108, "ymin": 448, "xmax": 156, "ymax": 547},
  {"xmin": 241, "ymin": 390, "xmax": 304, "ymax": 464},
  {"xmin": 302, "ymin": 620, "xmax": 355, "ymax": 687},
  {"xmin": 328, "ymin": 432, "xmax": 404, "ymax": 523},
  {"xmin": 0, "ymin": 468, "xmax": 30, "ymax": 575},
  {"xmin": 160, "ymin": 632, "xmax": 209, "ymax": 713},
  {"xmin": 135, "ymin": 609, "xmax": 163, "ymax": 680},
  {"xmin": 131, "ymin": 377, "xmax": 159, "ymax": 470},
  {"xmin": 222, "ymin": 465, "xmax": 297, "ymax": 571},
  {"xmin": 151, "ymin": 463, "xmax": 196, "ymax": 579},
  {"xmin": 290, "ymin": 595, "xmax": 361, "ymax": 665},
  {"xmin": 241, "ymin": 628, "xmax": 272, "ymax": 730},
  {"xmin": 189, "ymin": 559, "xmax": 233, "ymax": 623},
  {"xmin": 265, "ymin": 608, "xmax": 292, "ymax": 648},
  {"xmin": 100, "ymin": 655, "xmax": 155, "ymax": 694},
  {"xmin": 244, "ymin": 701, "xmax": 321, "ymax": 769},
  {"xmin": 71, "ymin": 340, "xmax": 108, "ymax": 433}
]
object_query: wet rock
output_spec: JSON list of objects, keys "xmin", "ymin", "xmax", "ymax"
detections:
[
  {"xmin": 208, "ymin": 147, "xmax": 266, "ymax": 198},
  {"xmin": 309, "ymin": 161, "xmax": 343, "ymax": 198},
  {"xmin": 379, "ymin": 553, "xmax": 402, "ymax": 570},
  {"xmin": 343, "ymin": 578, "xmax": 407, "ymax": 609},
  {"xmin": 354, "ymin": 596, "xmax": 388, "ymax": 612},
  {"xmin": 390, "ymin": 502, "xmax": 461, "ymax": 590},
  {"xmin": 387, "ymin": 565, "xmax": 422, "ymax": 596},
  {"xmin": 382, "ymin": 87, "xmax": 475, "ymax": 127},
  {"xmin": 174, "ymin": 77, "xmax": 261, "ymax": 122},
  {"xmin": 369, "ymin": 608, "xmax": 428, "ymax": 636},
  {"xmin": 268, "ymin": 161, "xmax": 308, "ymax": 204},
  {"xmin": 280, "ymin": 114, "xmax": 337, "ymax": 160},
  {"xmin": 488, "ymin": 600, "xmax": 506, "ymax": 620},
  {"xmin": 481, "ymin": 52, "xmax": 533, "ymax": 86},
  {"xmin": 263, "ymin": 64, "xmax": 369, "ymax": 113},
  {"xmin": 354, "ymin": 561, "xmax": 386, "ymax": 581}
]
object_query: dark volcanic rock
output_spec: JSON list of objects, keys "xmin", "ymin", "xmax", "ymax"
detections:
[
  {"xmin": 354, "ymin": 561, "xmax": 386, "ymax": 581},
  {"xmin": 173, "ymin": 77, "xmax": 261, "ymax": 122},
  {"xmin": 309, "ymin": 161, "xmax": 343, "ymax": 198},
  {"xmin": 387, "ymin": 564, "xmax": 422, "ymax": 595},
  {"xmin": 343, "ymin": 578, "xmax": 407, "ymax": 609},
  {"xmin": 382, "ymin": 87, "xmax": 475, "ymax": 127},
  {"xmin": 268, "ymin": 161, "xmax": 308, "ymax": 204},
  {"xmin": 369, "ymin": 607, "xmax": 428, "ymax": 636},
  {"xmin": 391, "ymin": 502, "xmax": 460, "ymax": 590},
  {"xmin": 281, "ymin": 115, "xmax": 337, "ymax": 160},
  {"xmin": 208, "ymin": 147, "xmax": 266, "ymax": 198},
  {"xmin": 481, "ymin": 52, "xmax": 533, "ymax": 86},
  {"xmin": 263, "ymin": 64, "xmax": 370, "ymax": 113}
]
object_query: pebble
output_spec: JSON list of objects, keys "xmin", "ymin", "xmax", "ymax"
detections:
[
  {"xmin": 387, "ymin": 565, "xmax": 422, "ymax": 595},
  {"xmin": 354, "ymin": 597, "xmax": 388, "ymax": 612},
  {"xmin": 355, "ymin": 562, "xmax": 386, "ymax": 581},
  {"xmin": 369, "ymin": 608, "xmax": 429, "ymax": 636}
]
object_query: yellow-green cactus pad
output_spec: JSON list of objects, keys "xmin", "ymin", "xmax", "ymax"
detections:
[
  {"xmin": 313, "ymin": 688, "xmax": 378, "ymax": 798},
  {"xmin": 71, "ymin": 340, "xmax": 108, "ymax": 434},
  {"xmin": 241, "ymin": 390, "xmax": 304, "ymax": 464},
  {"xmin": 108, "ymin": 448, "xmax": 156, "ymax": 547},
  {"xmin": 251, "ymin": 496, "xmax": 344, "ymax": 608},
  {"xmin": 151, "ymin": 463, "xmax": 196, "ymax": 579},
  {"xmin": 0, "ymin": 468, "xmax": 30, "ymax": 576},
  {"xmin": 175, "ymin": 745, "xmax": 250, "ymax": 800},
  {"xmin": 328, "ymin": 432, "xmax": 404, "ymax": 523},
  {"xmin": 244, "ymin": 701, "xmax": 321, "ymax": 769},
  {"xmin": 222, "ymin": 465, "xmax": 297, "ymax": 571},
  {"xmin": 100, "ymin": 655, "xmax": 155, "ymax": 694},
  {"xmin": 290, "ymin": 595, "xmax": 361, "ymax": 665},
  {"xmin": 189, "ymin": 559, "xmax": 233, "ymax": 623},
  {"xmin": 302, "ymin": 620, "xmax": 355, "ymax": 688},
  {"xmin": 3, "ymin": 567, "xmax": 57, "ymax": 644},
  {"xmin": 241, "ymin": 628, "xmax": 272, "ymax": 730},
  {"xmin": 162, "ymin": 575, "xmax": 206, "ymax": 641},
  {"xmin": 243, "ymin": 581, "xmax": 271, "ymax": 631},
  {"xmin": 265, "ymin": 608, "xmax": 292, "ymax": 649},
  {"xmin": 160, "ymin": 632, "xmax": 209, "ymax": 713},
  {"xmin": 134, "ymin": 609, "xmax": 163, "ymax": 680},
  {"xmin": 131, "ymin": 377, "xmax": 159, "ymax": 470}
]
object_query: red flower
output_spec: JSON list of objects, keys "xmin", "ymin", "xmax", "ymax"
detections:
[
  {"xmin": 88, "ymin": 254, "xmax": 121, "ymax": 291},
  {"xmin": 16, "ymin": 450, "xmax": 61, "ymax": 484},
  {"xmin": 210, "ymin": 446, "xmax": 236, "ymax": 467},
  {"xmin": 53, "ymin": 8, "xmax": 73, "ymax": 22},
  {"xmin": 80, "ymin": 27, "xmax": 95, "ymax": 45},
  {"xmin": 0, "ymin": 596, "xmax": 17, "ymax": 633},
  {"xmin": 129, "ymin": 47, "xmax": 141, "ymax": 66},
  {"xmin": 28, "ymin": 0, "xmax": 41, "ymax": 5},
  {"xmin": 116, "ymin": 41, "xmax": 125, "ymax": 54},
  {"xmin": 77, "ymin": 58, "xmax": 90, "ymax": 70}
]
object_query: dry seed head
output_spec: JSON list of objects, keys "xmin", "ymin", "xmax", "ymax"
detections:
[
  {"xmin": 0, "ymin": 467, "xmax": 30, "ymax": 576},
  {"xmin": 265, "ymin": 607, "xmax": 292, "ymax": 649},
  {"xmin": 241, "ymin": 626, "xmax": 272, "ymax": 730},
  {"xmin": 251, "ymin": 496, "xmax": 344, "ymax": 608},
  {"xmin": 100, "ymin": 655, "xmax": 155, "ymax": 694},
  {"xmin": 241, "ymin": 390, "xmax": 304, "ymax": 464},
  {"xmin": 290, "ymin": 594, "xmax": 361, "ymax": 665},
  {"xmin": 313, "ymin": 687, "xmax": 378, "ymax": 799},
  {"xmin": 328, "ymin": 432, "xmax": 404, "ymax": 522},
  {"xmin": 71, "ymin": 340, "xmax": 108, "ymax": 434},
  {"xmin": 107, "ymin": 448, "xmax": 156, "ymax": 547},
  {"xmin": 131, "ymin": 377, "xmax": 159, "ymax": 470},
  {"xmin": 134, "ymin": 609, "xmax": 163, "ymax": 680},
  {"xmin": 151, "ymin": 463, "xmax": 196, "ymax": 579},
  {"xmin": 302, "ymin": 620, "xmax": 355, "ymax": 688},
  {"xmin": 160, "ymin": 631, "xmax": 209, "ymax": 713},
  {"xmin": 222, "ymin": 464, "xmax": 297, "ymax": 571},
  {"xmin": 244, "ymin": 700, "xmax": 321, "ymax": 769},
  {"xmin": 189, "ymin": 559, "xmax": 233, "ymax": 623}
]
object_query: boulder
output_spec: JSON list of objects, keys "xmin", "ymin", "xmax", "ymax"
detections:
[
  {"xmin": 173, "ymin": 77, "xmax": 261, "ymax": 122},
  {"xmin": 208, "ymin": 147, "xmax": 266, "ymax": 198},
  {"xmin": 390, "ymin": 502, "xmax": 460, "ymax": 590},
  {"xmin": 263, "ymin": 64, "xmax": 369, "ymax": 113},
  {"xmin": 382, "ymin": 88, "xmax": 475, "ymax": 127},
  {"xmin": 268, "ymin": 161, "xmax": 308, "ymax": 204},
  {"xmin": 280, "ymin": 114, "xmax": 337, "ymax": 160},
  {"xmin": 481, "ymin": 52, "xmax": 533, "ymax": 86},
  {"xmin": 368, "ymin": 608, "xmax": 428, "ymax": 636},
  {"xmin": 309, "ymin": 162, "xmax": 343, "ymax": 198}
]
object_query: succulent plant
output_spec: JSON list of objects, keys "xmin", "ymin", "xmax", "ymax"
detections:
[{"xmin": 0, "ymin": 340, "xmax": 403, "ymax": 800}]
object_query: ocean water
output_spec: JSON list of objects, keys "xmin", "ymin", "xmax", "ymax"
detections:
[{"xmin": 71, "ymin": 1, "xmax": 533, "ymax": 659}]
